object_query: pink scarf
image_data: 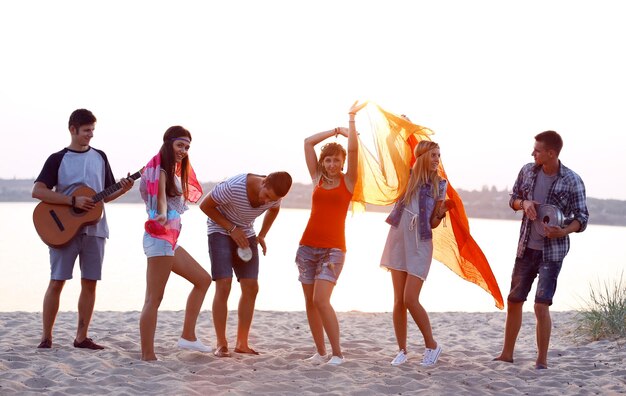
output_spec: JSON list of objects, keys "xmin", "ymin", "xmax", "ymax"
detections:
[{"xmin": 140, "ymin": 153, "xmax": 202, "ymax": 248}]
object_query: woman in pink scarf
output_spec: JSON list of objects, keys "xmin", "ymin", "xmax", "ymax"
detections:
[{"xmin": 139, "ymin": 126, "xmax": 211, "ymax": 361}]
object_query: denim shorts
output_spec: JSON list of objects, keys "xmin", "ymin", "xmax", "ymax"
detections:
[
  {"xmin": 507, "ymin": 248, "xmax": 563, "ymax": 306},
  {"xmin": 295, "ymin": 245, "xmax": 345, "ymax": 285},
  {"xmin": 143, "ymin": 232, "xmax": 178, "ymax": 258},
  {"xmin": 49, "ymin": 234, "xmax": 105, "ymax": 281},
  {"xmin": 208, "ymin": 232, "xmax": 259, "ymax": 281}
]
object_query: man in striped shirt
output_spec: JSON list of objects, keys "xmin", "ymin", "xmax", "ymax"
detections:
[
  {"xmin": 200, "ymin": 172, "xmax": 292, "ymax": 357},
  {"xmin": 494, "ymin": 130, "xmax": 589, "ymax": 370}
]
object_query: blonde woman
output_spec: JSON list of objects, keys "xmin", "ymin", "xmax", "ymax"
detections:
[{"xmin": 380, "ymin": 140, "xmax": 452, "ymax": 367}]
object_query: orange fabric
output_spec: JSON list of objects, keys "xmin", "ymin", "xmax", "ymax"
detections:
[
  {"xmin": 300, "ymin": 176, "xmax": 353, "ymax": 251},
  {"xmin": 353, "ymin": 103, "xmax": 504, "ymax": 309}
]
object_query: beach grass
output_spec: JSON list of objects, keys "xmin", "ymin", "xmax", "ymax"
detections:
[{"xmin": 576, "ymin": 272, "xmax": 626, "ymax": 341}]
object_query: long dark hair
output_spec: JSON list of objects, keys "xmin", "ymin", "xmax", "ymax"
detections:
[{"xmin": 160, "ymin": 126, "xmax": 192, "ymax": 199}]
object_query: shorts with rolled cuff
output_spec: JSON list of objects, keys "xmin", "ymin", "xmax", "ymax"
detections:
[
  {"xmin": 507, "ymin": 248, "xmax": 563, "ymax": 306},
  {"xmin": 208, "ymin": 232, "xmax": 259, "ymax": 281}
]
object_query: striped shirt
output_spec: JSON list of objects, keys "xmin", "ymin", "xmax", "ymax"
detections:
[
  {"xmin": 206, "ymin": 173, "xmax": 281, "ymax": 237},
  {"xmin": 510, "ymin": 161, "xmax": 589, "ymax": 261}
]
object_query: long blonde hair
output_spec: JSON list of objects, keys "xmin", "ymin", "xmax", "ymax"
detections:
[{"xmin": 402, "ymin": 140, "xmax": 442, "ymax": 206}]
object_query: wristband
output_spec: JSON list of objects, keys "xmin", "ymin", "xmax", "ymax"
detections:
[
  {"xmin": 226, "ymin": 224, "xmax": 237, "ymax": 235},
  {"xmin": 520, "ymin": 199, "xmax": 525, "ymax": 211}
]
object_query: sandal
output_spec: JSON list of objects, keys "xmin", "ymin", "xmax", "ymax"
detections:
[{"xmin": 214, "ymin": 345, "xmax": 231, "ymax": 358}]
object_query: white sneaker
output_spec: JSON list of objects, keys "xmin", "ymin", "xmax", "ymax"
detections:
[
  {"xmin": 305, "ymin": 353, "xmax": 328, "ymax": 365},
  {"xmin": 177, "ymin": 338, "xmax": 212, "ymax": 353},
  {"xmin": 420, "ymin": 345, "xmax": 442, "ymax": 366},
  {"xmin": 326, "ymin": 355, "xmax": 345, "ymax": 366},
  {"xmin": 391, "ymin": 349, "xmax": 408, "ymax": 366}
]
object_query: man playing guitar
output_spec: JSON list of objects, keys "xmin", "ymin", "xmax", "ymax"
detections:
[{"xmin": 32, "ymin": 109, "xmax": 134, "ymax": 350}]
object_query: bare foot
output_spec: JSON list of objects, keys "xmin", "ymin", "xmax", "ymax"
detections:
[
  {"xmin": 214, "ymin": 345, "xmax": 231, "ymax": 358},
  {"xmin": 234, "ymin": 347, "xmax": 260, "ymax": 355},
  {"xmin": 492, "ymin": 356, "xmax": 514, "ymax": 363},
  {"xmin": 37, "ymin": 339, "xmax": 52, "ymax": 349}
]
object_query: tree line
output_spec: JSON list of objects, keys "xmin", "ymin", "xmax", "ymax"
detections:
[{"xmin": 1, "ymin": 179, "xmax": 624, "ymax": 227}]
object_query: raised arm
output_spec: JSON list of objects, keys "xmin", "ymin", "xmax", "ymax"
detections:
[
  {"xmin": 304, "ymin": 128, "xmax": 341, "ymax": 180},
  {"xmin": 344, "ymin": 100, "xmax": 367, "ymax": 192}
]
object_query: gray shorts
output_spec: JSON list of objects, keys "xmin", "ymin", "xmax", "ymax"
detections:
[
  {"xmin": 295, "ymin": 245, "xmax": 345, "ymax": 285},
  {"xmin": 49, "ymin": 234, "xmax": 106, "ymax": 281},
  {"xmin": 143, "ymin": 232, "xmax": 178, "ymax": 258},
  {"xmin": 208, "ymin": 232, "xmax": 259, "ymax": 281}
]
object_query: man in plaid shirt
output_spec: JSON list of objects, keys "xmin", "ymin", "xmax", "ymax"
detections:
[{"xmin": 494, "ymin": 130, "xmax": 589, "ymax": 370}]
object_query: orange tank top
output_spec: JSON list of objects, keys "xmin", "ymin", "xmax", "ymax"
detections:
[{"xmin": 299, "ymin": 175, "xmax": 353, "ymax": 251}]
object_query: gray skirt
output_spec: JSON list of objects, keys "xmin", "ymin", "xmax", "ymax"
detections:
[{"xmin": 380, "ymin": 208, "xmax": 433, "ymax": 280}]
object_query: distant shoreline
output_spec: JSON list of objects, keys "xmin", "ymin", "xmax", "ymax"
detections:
[{"xmin": 2, "ymin": 179, "xmax": 625, "ymax": 226}]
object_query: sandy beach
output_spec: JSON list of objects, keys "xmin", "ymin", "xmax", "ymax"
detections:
[{"xmin": 0, "ymin": 310, "xmax": 623, "ymax": 395}]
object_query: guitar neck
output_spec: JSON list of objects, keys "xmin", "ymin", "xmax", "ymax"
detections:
[{"xmin": 91, "ymin": 171, "xmax": 142, "ymax": 203}]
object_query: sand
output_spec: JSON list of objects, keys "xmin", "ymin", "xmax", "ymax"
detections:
[{"xmin": 0, "ymin": 310, "xmax": 624, "ymax": 395}]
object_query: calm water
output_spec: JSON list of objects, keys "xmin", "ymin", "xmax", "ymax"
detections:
[{"xmin": 1, "ymin": 202, "xmax": 623, "ymax": 313}]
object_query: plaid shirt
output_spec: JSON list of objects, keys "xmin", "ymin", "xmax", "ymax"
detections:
[{"xmin": 510, "ymin": 161, "xmax": 589, "ymax": 261}]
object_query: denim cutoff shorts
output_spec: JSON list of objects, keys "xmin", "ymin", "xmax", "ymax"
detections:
[
  {"xmin": 507, "ymin": 248, "xmax": 563, "ymax": 306},
  {"xmin": 208, "ymin": 232, "xmax": 259, "ymax": 281},
  {"xmin": 143, "ymin": 232, "xmax": 178, "ymax": 258},
  {"xmin": 295, "ymin": 245, "xmax": 345, "ymax": 285}
]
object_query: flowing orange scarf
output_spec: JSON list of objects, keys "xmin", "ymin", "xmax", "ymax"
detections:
[{"xmin": 353, "ymin": 103, "xmax": 504, "ymax": 309}]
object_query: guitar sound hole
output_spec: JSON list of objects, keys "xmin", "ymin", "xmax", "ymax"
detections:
[{"xmin": 72, "ymin": 207, "xmax": 86, "ymax": 215}]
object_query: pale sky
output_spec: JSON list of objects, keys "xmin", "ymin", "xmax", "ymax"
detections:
[{"xmin": 1, "ymin": 0, "xmax": 624, "ymax": 200}]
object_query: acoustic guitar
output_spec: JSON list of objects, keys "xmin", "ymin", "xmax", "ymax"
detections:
[{"xmin": 33, "ymin": 170, "xmax": 142, "ymax": 248}]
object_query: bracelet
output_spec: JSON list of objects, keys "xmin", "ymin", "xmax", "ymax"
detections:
[
  {"xmin": 348, "ymin": 120, "xmax": 355, "ymax": 123},
  {"xmin": 226, "ymin": 224, "xmax": 237, "ymax": 235},
  {"xmin": 71, "ymin": 196, "xmax": 76, "ymax": 208},
  {"xmin": 519, "ymin": 199, "xmax": 525, "ymax": 211},
  {"xmin": 334, "ymin": 127, "xmax": 338, "ymax": 137},
  {"xmin": 348, "ymin": 112, "xmax": 356, "ymax": 116}
]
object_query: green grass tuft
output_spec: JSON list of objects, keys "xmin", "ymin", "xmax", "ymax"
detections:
[{"xmin": 577, "ymin": 272, "xmax": 626, "ymax": 341}]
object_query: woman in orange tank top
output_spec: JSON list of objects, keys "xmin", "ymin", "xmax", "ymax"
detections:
[{"xmin": 295, "ymin": 101, "xmax": 366, "ymax": 366}]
